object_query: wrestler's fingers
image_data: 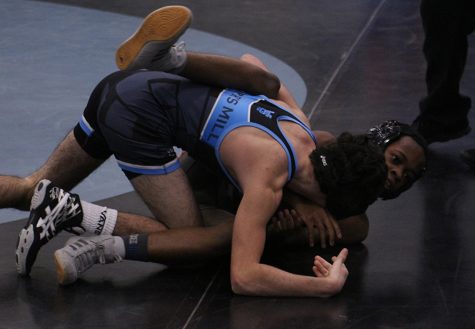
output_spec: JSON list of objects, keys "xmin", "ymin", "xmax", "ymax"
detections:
[
  {"xmin": 291, "ymin": 209, "xmax": 305, "ymax": 227},
  {"xmin": 332, "ymin": 248, "xmax": 349, "ymax": 265},
  {"xmin": 331, "ymin": 218, "xmax": 343, "ymax": 240},
  {"xmin": 314, "ymin": 257, "xmax": 331, "ymax": 277},
  {"xmin": 316, "ymin": 220, "xmax": 326, "ymax": 249},
  {"xmin": 287, "ymin": 209, "xmax": 297, "ymax": 229},
  {"xmin": 324, "ymin": 216, "xmax": 335, "ymax": 247},
  {"xmin": 312, "ymin": 266, "xmax": 322, "ymax": 277},
  {"xmin": 307, "ymin": 222, "xmax": 315, "ymax": 247},
  {"xmin": 315, "ymin": 262, "xmax": 328, "ymax": 276},
  {"xmin": 282, "ymin": 209, "xmax": 292, "ymax": 230},
  {"xmin": 314, "ymin": 255, "xmax": 331, "ymax": 270}
]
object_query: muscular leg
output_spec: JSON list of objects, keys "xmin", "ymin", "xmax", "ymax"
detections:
[
  {"xmin": 112, "ymin": 155, "xmax": 225, "ymax": 235},
  {"xmin": 0, "ymin": 131, "xmax": 104, "ymax": 210},
  {"xmin": 181, "ymin": 52, "xmax": 280, "ymax": 98},
  {"xmin": 54, "ymin": 204, "xmax": 235, "ymax": 285},
  {"xmin": 113, "ymin": 212, "xmax": 168, "ymax": 235},
  {"xmin": 146, "ymin": 207, "xmax": 234, "ymax": 265},
  {"xmin": 129, "ymin": 168, "xmax": 204, "ymax": 229}
]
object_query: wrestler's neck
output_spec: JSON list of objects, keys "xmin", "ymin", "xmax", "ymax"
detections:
[{"xmin": 287, "ymin": 159, "xmax": 326, "ymax": 206}]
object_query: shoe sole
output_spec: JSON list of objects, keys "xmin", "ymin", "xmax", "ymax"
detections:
[
  {"xmin": 54, "ymin": 249, "xmax": 73, "ymax": 285},
  {"xmin": 55, "ymin": 236, "xmax": 84, "ymax": 285},
  {"xmin": 115, "ymin": 6, "xmax": 192, "ymax": 70},
  {"xmin": 15, "ymin": 226, "xmax": 35, "ymax": 276},
  {"xmin": 15, "ymin": 180, "xmax": 49, "ymax": 276}
]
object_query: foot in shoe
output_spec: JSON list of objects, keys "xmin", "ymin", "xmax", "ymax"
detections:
[
  {"xmin": 16, "ymin": 179, "xmax": 84, "ymax": 276},
  {"xmin": 115, "ymin": 5, "xmax": 192, "ymax": 70},
  {"xmin": 55, "ymin": 235, "xmax": 123, "ymax": 285}
]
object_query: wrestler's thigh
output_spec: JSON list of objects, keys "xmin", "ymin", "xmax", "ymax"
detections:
[
  {"xmin": 32, "ymin": 131, "xmax": 105, "ymax": 190},
  {"xmin": 130, "ymin": 168, "xmax": 204, "ymax": 229}
]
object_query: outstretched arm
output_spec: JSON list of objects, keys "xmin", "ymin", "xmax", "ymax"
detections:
[{"xmin": 231, "ymin": 185, "xmax": 349, "ymax": 297}]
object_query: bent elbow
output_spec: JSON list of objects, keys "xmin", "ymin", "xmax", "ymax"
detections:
[
  {"xmin": 230, "ymin": 272, "xmax": 247, "ymax": 295},
  {"xmin": 231, "ymin": 279, "xmax": 246, "ymax": 295},
  {"xmin": 230, "ymin": 268, "xmax": 255, "ymax": 296}
]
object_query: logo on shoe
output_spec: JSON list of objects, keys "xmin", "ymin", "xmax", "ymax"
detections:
[
  {"xmin": 64, "ymin": 195, "xmax": 82, "ymax": 221},
  {"xmin": 37, "ymin": 207, "xmax": 57, "ymax": 240}
]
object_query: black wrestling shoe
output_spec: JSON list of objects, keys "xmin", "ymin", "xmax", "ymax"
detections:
[
  {"xmin": 115, "ymin": 5, "xmax": 192, "ymax": 70},
  {"xmin": 412, "ymin": 117, "xmax": 471, "ymax": 144},
  {"xmin": 16, "ymin": 179, "xmax": 84, "ymax": 276},
  {"xmin": 460, "ymin": 149, "xmax": 475, "ymax": 171}
]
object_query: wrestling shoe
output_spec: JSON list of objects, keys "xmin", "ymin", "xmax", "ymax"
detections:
[
  {"xmin": 54, "ymin": 235, "xmax": 123, "ymax": 285},
  {"xmin": 16, "ymin": 179, "xmax": 84, "ymax": 276},
  {"xmin": 115, "ymin": 5, "xmax": 192, "ymax": 70}
]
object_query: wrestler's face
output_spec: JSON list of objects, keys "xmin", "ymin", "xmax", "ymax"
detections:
[{"xmin": 381, "ymin": 136, "xmax": 426, "ymax": 199}]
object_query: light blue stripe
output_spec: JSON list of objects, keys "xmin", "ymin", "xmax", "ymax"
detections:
[
  {"xmin": 79, "ymin": 117, "xmax": 94, "ymax": 137},
  {"xmin": 118, "ymin": 160, "xmax": 181, "ymax": 175}
]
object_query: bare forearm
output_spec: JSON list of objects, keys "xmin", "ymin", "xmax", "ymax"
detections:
[{"xmin": 231, "ymin": 263, "xmax": 336, "ymax": 297}]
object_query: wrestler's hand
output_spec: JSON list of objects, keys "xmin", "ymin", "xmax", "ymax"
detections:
[
  {"xmin": 269, "ymin": 208, "xmax": 304, "ymax": 232},
  {"xmin": 313, "ymin": 248, "xmax": 349, "ymax": 296},
  {"xmin": 295, "ymin": 202, "xmax": 342, "ymax": 248}
]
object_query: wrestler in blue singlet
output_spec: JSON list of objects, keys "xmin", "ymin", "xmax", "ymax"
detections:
[
  {"xmin": 74, "ymin": 70, "xmax": 316, "ymax": 187},
  {"xmin": 200, "ymin": 89, "xmax": 317, "ymax": 190}
]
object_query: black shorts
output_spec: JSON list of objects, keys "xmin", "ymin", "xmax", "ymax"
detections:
[{"xmin": 74, "ymin": 70, "xmax": 218, "ymax": 178}]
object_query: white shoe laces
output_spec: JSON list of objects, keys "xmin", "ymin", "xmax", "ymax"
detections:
[
  {"xmin": 74, "ymin": 242, "xmax": 105, "ymax": 274},
  {"xmin": 37, "ymin": 188, "xmax": 83, "ymax": 240},
  {"xmin": 71, "ymin": 239, "xmax": 122, "ymax": 274},
  {"xmin": 37, "ymin": 190, "xmax": 69, "ymax": 240}
]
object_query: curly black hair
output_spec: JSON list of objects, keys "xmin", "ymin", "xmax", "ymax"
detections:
[{"xmin": 310, "ymin": 133, "xmax": 387, "ymax": 219}]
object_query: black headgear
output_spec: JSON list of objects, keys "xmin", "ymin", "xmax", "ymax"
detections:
[{"xmin": 367, "ymin": 120, "xmax": 427, "ymax": 151}]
